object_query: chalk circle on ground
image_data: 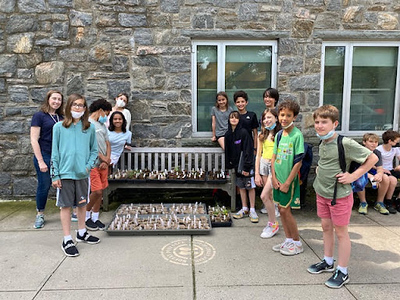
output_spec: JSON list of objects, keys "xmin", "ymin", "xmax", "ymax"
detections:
[{"xmin": 161, "ymin": 239, "xmax": 216, "ymax": 266}]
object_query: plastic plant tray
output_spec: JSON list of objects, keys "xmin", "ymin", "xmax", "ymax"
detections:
[{"xmin": 106, "ymin": 203, "xmax": 211, "ymax": 235}]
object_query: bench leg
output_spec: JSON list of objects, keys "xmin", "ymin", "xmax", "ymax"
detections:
[{"xmin": 103, "ymin": 187, "xmax": 110, "ymax": 212}]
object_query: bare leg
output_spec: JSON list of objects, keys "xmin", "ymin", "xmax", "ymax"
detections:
[
  {"xmin": 248, "ymin": 188, "xmax": 256, "ymax": 209},
  {"xmin": 217, "ymin": 137, "xmax": 225, "ymax": 150},
  {"xmin": 279, "ymin": 206, "xmax": 299, "ymax": 240},
  {"xmin": 86, "ymin": 190, "xmax": 102, "ymax": 213},
  {"xmin": 60, "ymin": 207, "xmax": 72, "ymax": 236},
  {"xmin": 335, "ymin": 225, "xmax": 351, "ymax": 267},
  {"xmin": 321, "ymin": 218, "xmax": 334, "ymax": 257},
  {"xmin": 260, "ymin": 175, "xmax": 276, "ymax": 223}
]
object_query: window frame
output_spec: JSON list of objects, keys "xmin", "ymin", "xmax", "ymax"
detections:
[
  {"xmin": 191, "ymin": 40, "xmax": 278, "ymax": 137},
  {"xmin": 320, "ymin": 41, "xmax": 400, "ymax": 136}
]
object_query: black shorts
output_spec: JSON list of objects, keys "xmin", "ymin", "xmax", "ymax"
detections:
[{"xmin": 390, "ymin": 169, "xmax": 400, "ymax": 179}]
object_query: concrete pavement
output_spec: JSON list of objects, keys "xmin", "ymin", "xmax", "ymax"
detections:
[{"xmin": 0, "ymin": 198, "xmax": 399, "ymax": 300}]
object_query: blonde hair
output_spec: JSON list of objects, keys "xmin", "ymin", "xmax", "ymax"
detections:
[
  {"xmin": 313, "ymin": 104, "xmax": 339, "ymax": 122},
  {"xmin": 363, "ymin": 133, "xmax": 379, "ymax": 143}
]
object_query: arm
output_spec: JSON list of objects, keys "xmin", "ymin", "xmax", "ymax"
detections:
[
  {"xmin": 30, "ymin": 126, "xmax": 48, "ymax": 172},
  {"xmin": 255, "ymin": 135, "xmax": 263, "ymax": 186},
  {"xmin": 98, "ymin": 141, "xmax": 111, "ymax": 170},
  {"xmin": 373, "ymin": 165, "xmax": 383, "ymax": 182},
  {"xmin": 51, "ymin": 125, "xmax": 62, "ymax": 188},
  {"xmin": 337, "ymin": 153, "xmax": 379, "ymax": 184},
  {"xmin": 211, "ymin": 115, "xmax": 217, "ymax": 142},
  {"xmin": 252, "ymin": 128, "xmax": 258, "ymax": 152},
  {"xmin": 86, "ymin": 127, "xmax": 99, "ymax": 172},
  {"xmin": 271, "ymin": 153, "xmax": 279, "ymax": 189}
]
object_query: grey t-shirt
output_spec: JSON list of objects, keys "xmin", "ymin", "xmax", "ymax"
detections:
[
  {"xmin": 211, "ymin": 106, "xmax": 233, "ymax": 137},
  {"xmin": 89, "ymin": 117, "xmax": 109, "ymax": 167}
]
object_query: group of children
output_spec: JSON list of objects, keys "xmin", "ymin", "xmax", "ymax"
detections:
[
  {"xmin": 212, "ymin": 88, "xmax": 399, "ymax": 288},
  {"xmin": 31, "ymin": 92, "xmax": 132, "ymax": 257}
]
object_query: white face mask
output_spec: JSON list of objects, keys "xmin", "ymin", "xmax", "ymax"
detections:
[
  {"xmin": 116, "ymin": 99, "xmax": 126, "ymax": 108},
  {"xmin": 281, "ymin": 121, "xmax": 293, "ymax": 130},
  {"xmin": 71, "ymin": 111, "xmax": 84, "ymax": 119}
]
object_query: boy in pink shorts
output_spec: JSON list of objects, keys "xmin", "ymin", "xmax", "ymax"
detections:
[{"xmin": 308, "ymin": 105, "xmax": 378, "ymax": 289}]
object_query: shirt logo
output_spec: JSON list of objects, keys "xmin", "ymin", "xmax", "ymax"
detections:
[{"xmin": 234, "ymin": 139, "xmax": 242, "ymax": 144}]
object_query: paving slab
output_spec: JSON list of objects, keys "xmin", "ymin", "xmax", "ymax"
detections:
[{"xmin": 0, "ymin": 292, "xmax": 36, "ymax": 300}]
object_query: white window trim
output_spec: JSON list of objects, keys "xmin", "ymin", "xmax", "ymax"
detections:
[
  {"xmin": 320, "ymin": 41, "xmax": 400, "ymax": 136},
  {"xmin": 191, "ymin": 40, "xmax": 278, "ymax": 137}
]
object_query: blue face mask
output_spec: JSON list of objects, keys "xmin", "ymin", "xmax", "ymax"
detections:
[
  {"xmin": 98, "ymin": 115, "xmax": 108, "ymax": 124},
  {"xmin": 265, "ymin": 123, "xmax": 276, "ymax": 131},
  {"xmin": 316, "ymin": 130, "xmax": 335, "ymax": 140}
]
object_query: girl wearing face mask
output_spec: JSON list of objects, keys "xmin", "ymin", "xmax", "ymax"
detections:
[
  {"xmin": 86, "ymin": 99, "xmax": 112, "ymax": 231},
  {"xmin": 111, "ymin": 92, "xmax": 131, "ymax": 131},
  {"xmin": 51, "ymin": 94, "xmax": 100, "ymax": 257},
  {"xmin": 255, "ymin": 108, "xmax": 282, "ymax": 239}
]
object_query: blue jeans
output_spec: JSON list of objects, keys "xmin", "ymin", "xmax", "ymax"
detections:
[{"xmin": 33, "ymin": 152, "xmax": 52, "ymax": 212}]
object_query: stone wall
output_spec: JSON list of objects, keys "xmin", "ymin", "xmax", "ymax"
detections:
[{"xmin": 1, "ymin": 0, "xmax": 399, "ymax": 197}]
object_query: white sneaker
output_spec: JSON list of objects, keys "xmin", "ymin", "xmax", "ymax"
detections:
[
  {"xmin": 249, "ymin": 211, "xmax": 259, "ymax": 223},
  {"xmin": 260, "ymin": 222, "xmax": 279, "ymax": 239},
  {"xmin": 280, "ymin": 242, "xmax": 304, "ymax": 256},
  {"xmin": 260, "ymin": 207, "xmax": 268, "ymax": 214},
  {"xmin": 272, "ymin": 240, "xmax": 288, "ymax": 252}
]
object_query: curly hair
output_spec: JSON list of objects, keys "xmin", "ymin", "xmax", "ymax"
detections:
[
  {"xmin": 108, "ymin": 111, "xmax": 127, "ymax": 133},
  {"xmin": 277, "ymin": 99, "xmax": 300, "ymax": 116},
  {"xmin": 89, "ymin": 98, "xmax": 112, "ymax": 113}
]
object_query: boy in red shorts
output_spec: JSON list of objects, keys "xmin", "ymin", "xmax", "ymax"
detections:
[
  {"xmin": 85, "ymin": 99, "xmax": 112, "ymax": 230},
  {"xmin": 308, "ymin": 105, "xmax": 378, "ymax": 288}
]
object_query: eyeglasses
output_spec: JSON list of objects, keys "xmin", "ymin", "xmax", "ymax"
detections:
[{"xmin": 72, "ymin": 104, "xmax": 85, "ymax": 109}]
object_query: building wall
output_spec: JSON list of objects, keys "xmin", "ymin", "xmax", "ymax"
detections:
[{"xmin": 0, "ymin": 0, "xmax": 399, "ymax": 196}]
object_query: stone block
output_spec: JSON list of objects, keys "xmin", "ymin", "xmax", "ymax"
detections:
[
  {"xmin": 192, "ymin": 15, "xmax": 214, "ymax": 29},
  {"xmin": 378, "ymin": 13, "xmax": 398, "ymax": 30},
  {"xmin": 6, "ymin": 15, "xmax": 38, "ymax": 34},
  {"xmin": 239, "ymin": 3, "xmax": 258, "ymax": 21},
  {"xmin": 0, "ymin": 55, "xmax": 17, "ymax": 77},
  {"xmin": 5, "ymin": 108, "xmax": 22, "ymax": 116},
  {"xmin": 13, "ymin": 177, "xmax": 37, "ymax": 196},
  {"xmin": 134, "ymin": 28, "xmax": 153, "ymax": 45},
  {"xmin": 279, "ymin": 57, "xmax": 304, "ymax": 74},
  {"xmin": 162, "ymin": 56, "xmax": 191, "ymax": 73},
  {"xmin": 0, "ymin": 120, "xmax": 28, "ymax": 134},
  {"xmin": 95, "ymin": 12, "xmax": 117, "ymax": 27},
  {"xmin": 48, "ymin": 0, "xmax": 73, "ymax": 7},
  {"xmin": 17, "ymin": 53, "xmax": 43, "ymax": 69},
  {"xmin": 35, "ymin": 39, "xmax": 70, "ymax": 47},
  {"xmin": 70, "ymin": 10, "xmax": 93, "ymax": 26},
  {"xmin": 18, "ymin": 0, "xmax": 46, "ymax": 13},
  {"xmin": 52, "ymin": 22, "xmax": 69, "ymax": 39},
  {"xmin": 289, "ymin": 75, "xmax": 320, "ymax": 91},
  {"xmin": 89, "ymin": 43, "xmax": 111, "ymax": 63},
  {"xmin": 107, "ymin": 80, "xmax": 131, "ymax": 99},
  {"xmin": 35, "ymin": 62, "xmax": 64, "ymax": 84},
  {"xmin": 30, "ymin": 87, "xmax": 56, "ymax": 103},
  {"xmin": 67, "ymin": 74, "xmax": 84, "ymax": 95},
  {"xmin": 0, "ymin": 78, "xmax": 5, "ymax": 93},
  {"xmin": 8, "ymin": 86, "xmax": 29, "ymax": 103},
  {"xmin": 131, "ymin": 123, "xmax": 160, "ymax": 139},
  {"xmin": 0, "ymin": 173, "xmax": 11, "ymax": 185},
  {"xmin": 7, "ymin": 33, "xmax": 34, "ymax": 54},
  {"xmin": 160, "ymin": 0, "xmax": 179, "ymax": 13},
  {"xmin": 0, "ymin": 0, "xmax": 15, "ymax": 12},
  {"xmin": 59, "ymin": 49, "xmax": 88, "ymax": 61},
  {"xmin": 292, "ymin": 19, "xmax": 314, "ymax": 38},
  {"xmin": 133, "ymin": 56, "xmax": 160, "ymax": 67},
  {"xmin": 112, "ymin": 56, "xmax": 129, "ymax": 72},
  {"xmin": 118, "ymin": 13, "xmax": 147, "ymax": 27},
  {"xmin": 43, "ymin": 48, "xmax": 57, "ymax": 62},
  {"xmin": 165, "ymin": 74, "xmax": 190, "ymax": 89},
  {"xmin": 17, "ymin": 69, "xmax": 34, "ymax": 79}
]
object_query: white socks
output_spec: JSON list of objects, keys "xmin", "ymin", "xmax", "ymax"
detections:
[
  {"xmin": 324, "ymin": 256, "xmax": 334, "ymax": 266},
  {"xmin": 63, "ymin": 235, "xmax": 72, "ymax": 243},
  {"xmin": 92, "ymin": 212, "xmax": 99, "ymax": 222}
]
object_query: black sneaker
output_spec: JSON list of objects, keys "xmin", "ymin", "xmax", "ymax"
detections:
[
  {"xmin": 94, "ymin": 219, "xmax": 106, "ymax": 230},
  {"xmin": 307, "ymin": 259, "xmax": 335, "ymax": 274},
  {"xmin": 85, "ymin": 218, "xmax": 99, "ymax": 231},
  {"xmin": 76, "ymin": 231, "xmax": 100, "ymax": 244},
  {"xmin": 61, "ymin": 240, "xmax": 79, "ymax": 257},
  {"xmin": 395, "ymin": 198, "xmax": 400, "ymax": 213},
  {"xmin": 325, "ymin": 269, "xmax": 349, "ymax": 289},
  {"xmin": 385, "ymin": 200, "xmax": 397, "ymax": 214}
]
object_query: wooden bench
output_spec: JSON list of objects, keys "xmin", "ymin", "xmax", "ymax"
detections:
[{"xmin": 103, "ymin": 147, "xmax": 237, "ymax": 211}]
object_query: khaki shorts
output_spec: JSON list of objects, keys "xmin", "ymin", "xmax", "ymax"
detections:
[{"xmin": 259, "ymin": 158, "xmax": 271, "ymax": 177}]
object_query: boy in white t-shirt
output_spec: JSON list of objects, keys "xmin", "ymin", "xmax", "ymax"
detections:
[{"xmin": 376, "ymin": 130, "xmax": 400, "ymax": 213}]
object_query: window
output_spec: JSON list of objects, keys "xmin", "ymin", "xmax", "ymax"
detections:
[
  {"xmin": 321, "ymin": 42, "xmax": 400, "ymax": 134},
  {"xmin": 191, "ymin": 41, "xmax": 277, "ymax": 136}
]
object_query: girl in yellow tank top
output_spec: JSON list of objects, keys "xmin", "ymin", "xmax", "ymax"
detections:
[{"xmin": 255, "ymin": 108, "xmax": 281, "ymax": 238}]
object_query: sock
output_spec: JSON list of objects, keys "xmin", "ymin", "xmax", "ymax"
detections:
[
  {"xmin": 285, "ymin": 238, "xmax": 293, "ymax": 243},
  {"xmin": 63, "ymin": 235, "xmax": 72, "ymax": 243},
  {"xmin": 78, "ymin": 228, "xmax": 87, "ymax": 236},
  {"xmin": 242, "ymin": 206, "xmax": 249, "ymax": 212},
  {"xmin": 85, "ymin": 211, "xmax": 91, "ymax": 221},
  {"xmin": 249, "ymin": 208, "xmax": 256, "ymax": 214},
  {"xmin": 294, "ymin": 240, "xmax": 302, "ymax": 246},
  {"xmin": 337, "ymin": 265, "xmax": 348, "ymax": 275},
  {"xmin": 92, "ymin": 212, "xmax": 99, "ymax": 222},
  {"xmin": 324, "ymin": 256, "xmax": 334, "ymax": 266}
]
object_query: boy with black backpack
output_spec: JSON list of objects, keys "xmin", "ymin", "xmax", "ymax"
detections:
[{"xmin": 308, "ymin": 105, "xmax": 378, "ymax": 289}]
